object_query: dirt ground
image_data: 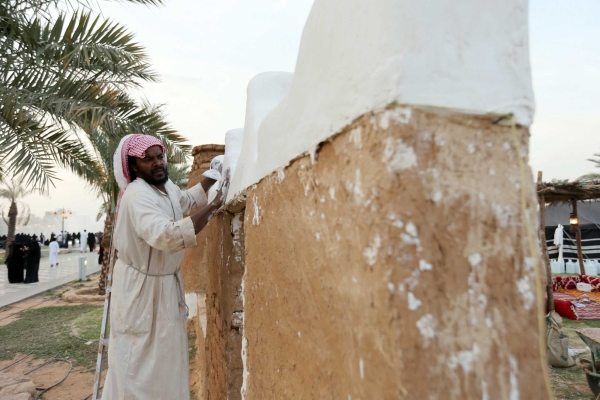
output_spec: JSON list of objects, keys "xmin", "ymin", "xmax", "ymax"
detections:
[
  {"xmin": 0, "ymin": 355, "xmax": 107, "ymax": 400},
  {"xmin": 0, "ymin": 274, "xmax": 105, "ymax": 399}
]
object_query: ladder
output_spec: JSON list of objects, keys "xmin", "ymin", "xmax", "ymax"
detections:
[{"xmin": 92, "ymin": 217, "xmax": 117, "ymax": 400}]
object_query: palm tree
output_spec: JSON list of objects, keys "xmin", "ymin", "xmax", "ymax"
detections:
[
  {"xmin": 168, "ymin": 162, "xmax": 191, "ymax": 189},
  {"xmin": 0, "ymin": 0, "xmax": 165, "ymax": 191},
  {"xmin": 578, "ymin": 153, "xmax": 600, "ymax": 183},
  {"xmin": 0, "ymin": 176, "xmax": 33, "ymax": 256}
]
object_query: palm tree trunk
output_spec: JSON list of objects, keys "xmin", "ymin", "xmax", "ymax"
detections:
[
  {"xmin": 5, "ymin": 201, "xmax": 18, "ymax": 258},
  {"xmin": 98, "ymin": 212, "xmax": 114, "ymax": 296}
]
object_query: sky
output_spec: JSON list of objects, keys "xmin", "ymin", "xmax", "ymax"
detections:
[{"xmin": 16, "ymin": 0, "xmax": 600, "ymax": 233}]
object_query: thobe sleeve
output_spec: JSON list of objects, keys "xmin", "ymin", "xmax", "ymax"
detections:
[
  {"xmin": 129, "ymin": 191, "xmax": 198, "ymax": 254},
  {"xmin": 173, "ymin": 182, "xmax": 208, "ymax": 216}
]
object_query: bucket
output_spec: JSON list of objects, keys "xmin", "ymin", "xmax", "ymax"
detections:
[{"xmin": 578, "ymin": 358, "xmax": 600, "ymax": 397}]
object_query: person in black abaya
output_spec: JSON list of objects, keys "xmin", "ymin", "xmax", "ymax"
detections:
[
  {"xmin": 5, "ymin": 243, "xmax": 24, "ymax": 283},
  {"xmin": 24, "ymin": 238, "xmax": 41, "ymax": 284}
]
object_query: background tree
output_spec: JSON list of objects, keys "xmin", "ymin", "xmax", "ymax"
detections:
[
  {"xmin": 0, "ymin": 175, "xmax": 33, "ymax": 256},
  {"xmin": 1, "ymin": 0, "xmax": 194, "ymax": 289},
  {"xmin": 0, "ymin": 0, "xmax": 166, "ymax": 190},
  {"xmin": 578, "ymin": 153, "xmax": 600, "ymax": 183}
]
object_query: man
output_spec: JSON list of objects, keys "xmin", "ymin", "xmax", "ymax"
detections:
[
  {"xmin": 80, "ymin": 230, "xmax": 88, "ymax": 253},
  {"xmin": 49, "ymin": 238, "xmax": 59, "ymax": 267},
  {"xmin": 103, "ymin": 134, "xmax": 229, "ymax": 399}
]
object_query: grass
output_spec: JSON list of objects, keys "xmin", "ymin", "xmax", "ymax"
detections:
[
  {"xmin": 0, "ymin": 304, "xmax": 103, "ymax": 369},
  {"xmin": 71, "ymin": 307, "xmax": 107, "ymax": 342},
  {"xmin": 44, "ymin": 287, "xmax": 70, "ymax": 299},
  {"xmin": 550, "ymin": 318, "xmax": 600, "ymax": 400}
]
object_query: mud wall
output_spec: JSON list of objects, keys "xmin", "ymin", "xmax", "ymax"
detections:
[
  {"xmin": 182, "ymin": 144, "xmax": 225, "ymax": 295},
  {"xmin": 186, "ymin": 208, "xmax": 245, "ymax": 400},
  {"xmin": 180, "ymin": 144, "xmax": 229, "ymax": 400},
  {"xmin": 241, "ymin": 107, "xmax": 550, "ymax": 399}
]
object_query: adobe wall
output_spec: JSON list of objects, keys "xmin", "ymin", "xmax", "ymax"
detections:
[
  {"xmin": 180, "ymin": 144, "xmax": 228, "ymax": 400},
  {"xmin": 186, "ymin": 209, "xmax": 245, "ymax": 400},
  {"xmin": 241, "ymin": 106, "xmax": 550, "ymax": 399},
  {"xmin": 182, "ymin": 144, "xmax": 225, "ymax": 295}
]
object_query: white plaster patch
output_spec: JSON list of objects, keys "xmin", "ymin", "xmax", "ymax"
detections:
[
  {"xmin": 277, "ymin": 168, "xmax": 285, "ymax": 182},
  {"xmin": 468, "ymin": 253, "xmax": 482, "ymax": 267},
  {"xmin": 482, "ymin": 380, "xmax": 489, "ymax": 400},
  {"xmin": 516, "ymin": 275, "xmax": 535, "ymax": 310},
  {"xmin": 388, "ymin": 282, "xmax": 395, "ymax": 292},
  {"xmin": 363, "ymin": 234, "xmax": 382, "ymax": 266},
  {"xmin": 382, "ymin": 137, "xmax": 417, "ymax": 173},
  {"xmin": 489, "ymin": 168, "xmax": 496, "ymax": 176},
  {"xmin": 492, "ymin": 203, "xmax": 516, "ymax": 228},
  {"xmin": 252, "ymin": 198, "xmax": 261, "ymax": 226},
  {"xmin": 241, "ymin": 337, "xmax": 249, "ymax": 399},
  {"xmin": 504, "ymin": 142, "xmax": 511, "ymax": 150},
  {"xmin": 349, "ymin": 127, "xmax": 362, "ymax": 149},
  {"xmin": 298, "ymin": 331, "xmax": 301, "ymax": 338},
  {"xmin": 416, "ymin": 314, "xmax": 437, "ymax": 339},
  {"xmin": 408, "ymin": 292, "xmax": 422, "ymax": 310},
  {"xmin": 335, "ymin": 231, "xmax": 341, "ymax": 241},
  {"xmin": 523, "ymin": 257, "xmax": 535, "ymax": 272},
  {"xmin": 379, "ymin": 107, "xmax": 412, "ymax": 130},
  {"xmin": 432, "ymin": 191, "xmax": 443, "ymax": 203},
  {"xmin": 468, "ymin": 143, "xmax": 475, "ymax": 154},
  {"xmin": 510, "ymin": 356, "xmax": 520, "ymax": 400},
  {"xmin": 345, "ymin": 169, "xmax": 364, "ymax": 204},
  {"xmin": 406, "ymin": 222, "xmax": 418, "ymax": 238},
  {"xmin": 329, "ymin": 186, "xmax": 336, "ymax": 200},
  {"xmin": 315, "ymin": 233, "xmax": 321, "ymax": 241},
  {"xmin": 419, "ymin": 259, "xmax": 433, "ymax": 271},
  {"xmin": 185, "ymin": 292, "xmax": 198, "ymax": 319},
  {"xmin": 388, "ymin": 213, "xmax": 404, "ymax": 229},
  {"xmin": 359, "ymin": 358, "xmax": 365, "ymax": 379},
  {"xmin": 447, "ymin": 343, "xmax": 480, "ymax": 374}
]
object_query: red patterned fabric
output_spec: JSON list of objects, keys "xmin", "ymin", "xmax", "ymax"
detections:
[
  {"xmin": 120, "ymin": 134, "xmax": 166, "ymax": 185},
  {"xmin": 552, "ymin": 275, "xmax": 600, "ymax": 291}
]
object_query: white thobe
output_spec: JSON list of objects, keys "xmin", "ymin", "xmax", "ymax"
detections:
[
  {"xmin": 49, "ymin": 242, "xmax": 59, "ymax": 264},
  {"xmin": 554, "ymin": 224, "xmax": 564, "ymax": 261},
  {"xmin": 103, "ymin": 178, "xmax": 207, "ymax": 400},
  {"xmin": 80, "ymin": 231, "xmax": 88, "ymax": 252}
]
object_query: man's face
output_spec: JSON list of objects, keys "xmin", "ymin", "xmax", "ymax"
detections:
[{"xmin": 131, "ymin": 145, "xmax": 169, "ymax": 186}]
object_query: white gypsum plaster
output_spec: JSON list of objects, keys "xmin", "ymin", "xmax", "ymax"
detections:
[
  {"xmin": 231, "ymin": 0, "xmax": 534, "ymax": 195},
  {"xmin": 227, "ymin": 72, "xmax": 293, "ymax": 201},
  {"xmin": 223, "ymin": 128, "xmax": 244, "ymax": 185}
]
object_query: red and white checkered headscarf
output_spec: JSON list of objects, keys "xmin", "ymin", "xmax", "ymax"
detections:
[{"xmin": 113, "ymin": 134, "xmax": 167, "ymax": 214}]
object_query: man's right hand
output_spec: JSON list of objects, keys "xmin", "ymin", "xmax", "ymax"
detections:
[{"xmin": 212, "ymin": 168, "xmax": 231, "ymax": 209}]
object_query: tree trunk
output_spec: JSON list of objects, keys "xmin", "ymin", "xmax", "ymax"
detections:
[
  {"xmin": 98, "ymin": 212, "xmax": 114, "ymax": 296},
  {"xmin": 537, "ymin": 172, "xmax": 554, "ymax": 313},
  {"xmin": 5, "ymin": 201, "xmax": 18, "ymax": 258}
]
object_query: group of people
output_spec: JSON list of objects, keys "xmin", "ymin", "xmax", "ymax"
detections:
[
  {"xmin": 5, "ymin": 236, "xmax": 41, "ymax": 284},
  {"xmin": 4, "ymin": 228, "xmax": 104, "ymax": 282},
  {"xmin": 49, "ymin": 230, "xmax": 102, "ymax": 249}
]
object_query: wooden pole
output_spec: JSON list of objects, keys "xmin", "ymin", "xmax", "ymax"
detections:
[
  {"xmin": 538, "ymin": 172, "xmax": 554, "ymax": 312},
  {"xmin": 571, "ymin": 199, "xmax": 585, "ymax": 275}
]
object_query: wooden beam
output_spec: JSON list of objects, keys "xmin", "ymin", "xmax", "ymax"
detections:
[
  {"xmin": 571, "ymin": 199, "xmax": 585, "ymax": 275},
  {"xmin": 538, "ymin": 172, "xmax": 554, "ymax": 312}
]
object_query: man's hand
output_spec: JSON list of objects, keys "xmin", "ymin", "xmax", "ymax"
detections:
[
  {"xmin": 191, "ymin": 168, "xmax": 231, "ymax": 235},
  {"xmin": 213, "ymin": 168, "xmax": 231, "ymax": 207}
]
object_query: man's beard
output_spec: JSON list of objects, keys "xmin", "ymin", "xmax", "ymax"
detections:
[{"xmin": 140, "ymin": 166, "xmax": 169, "ymax": 186}]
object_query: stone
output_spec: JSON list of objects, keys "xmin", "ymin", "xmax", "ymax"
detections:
[
  {"xmin": 0, "ymin": 372, "xmax": 36, "ymax": 398},
  {"xmin": 2, "ymin": 393, "xmax": 34, "ymax": 400}
]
